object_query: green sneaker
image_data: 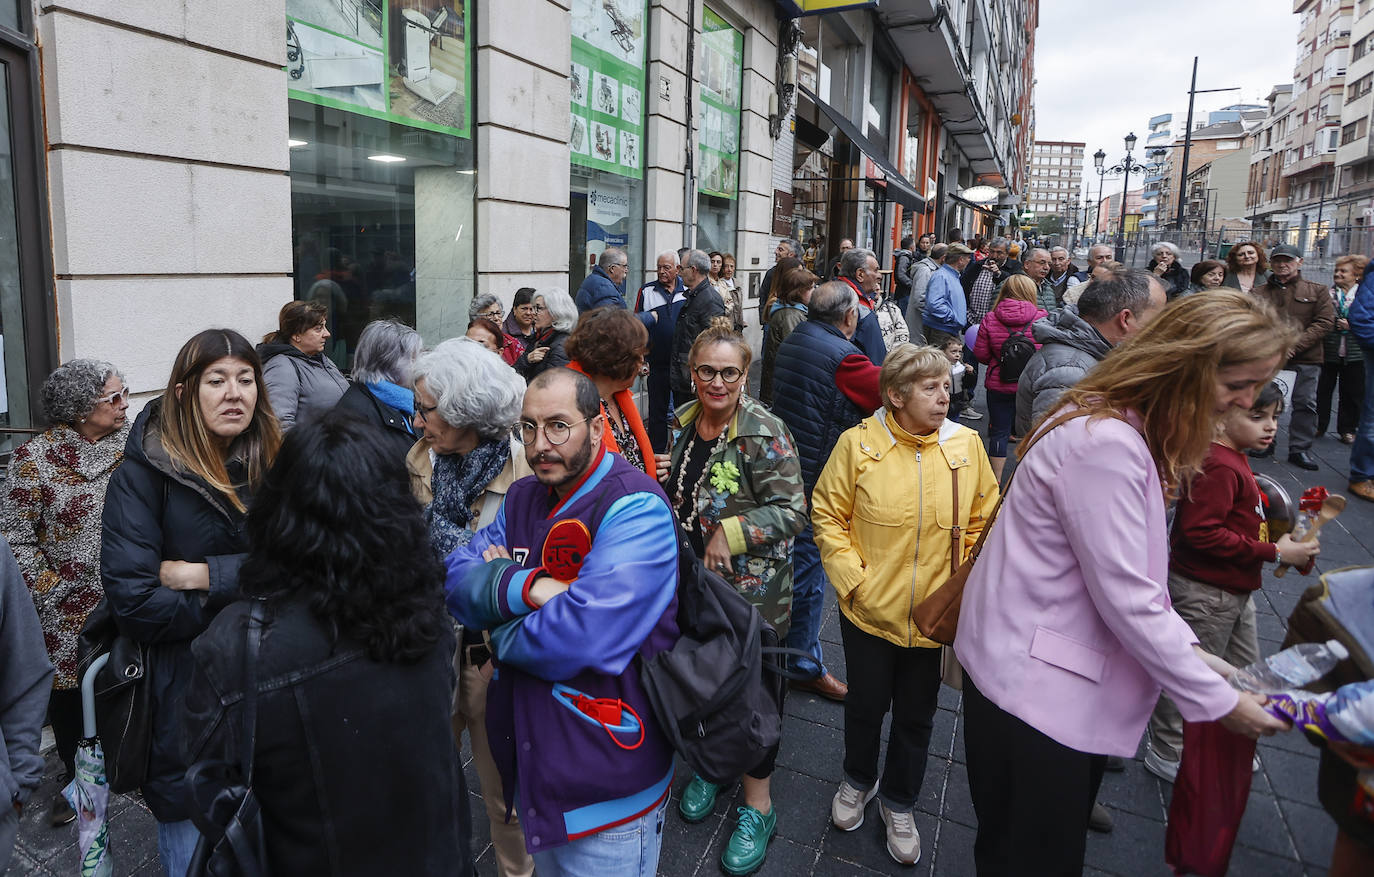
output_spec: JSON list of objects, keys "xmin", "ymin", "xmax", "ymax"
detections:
[
  {"xmin": 720, "ymin": 804, "xmax": 776, "ymax": 875},
  {"xmin": 678, "ymin": 774, "xmax": 720, "ymax": 823}
]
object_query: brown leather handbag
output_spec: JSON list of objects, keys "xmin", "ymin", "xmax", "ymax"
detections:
[{"xmin": 912, "ymin": 408, "xmax": 1116, "ymax": 645}]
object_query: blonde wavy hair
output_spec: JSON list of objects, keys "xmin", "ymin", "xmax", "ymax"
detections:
[{"xmin": 1039, "ymin": 290, "xmax": 1296, "ymax": 494}]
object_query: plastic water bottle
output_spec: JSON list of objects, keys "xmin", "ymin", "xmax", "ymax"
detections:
[{"xmin": 1230, "ymin": 640, "xmax": 1349, "ymax": 694}]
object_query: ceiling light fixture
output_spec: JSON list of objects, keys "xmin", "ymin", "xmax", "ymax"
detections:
[{"xmin": 367, "ymin": 154, "xmax": 406, "ymax": 163}]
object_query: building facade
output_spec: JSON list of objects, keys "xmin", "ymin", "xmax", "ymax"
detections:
[
  {"xmin": 1334, "ymin": 0, "xmax": 1374, "ymax": 236},
  {"xmin": 1025, "ymin": 139, "xmax": 1084, "ymax": 230},
  {"xmin": 1247, "ymin": 85, "xmax": 1297, "ymax": 238},
  {"xmin": 1282, "ymin": 0, "xmax": 1353, "ymax": 243},
  {"xmin": 0, "ymin": 0, "xmax": 1033, "ymax": 435}
]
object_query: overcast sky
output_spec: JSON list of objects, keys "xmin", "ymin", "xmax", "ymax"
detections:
[{"xmin": 1032, "ymin": 0, "xmax": 1299, "ymax": 204}]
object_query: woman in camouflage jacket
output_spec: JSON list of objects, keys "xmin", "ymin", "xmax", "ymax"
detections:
[{"xmin": 657, "ymin": 326, "xmax": 806, "ymax": 876}]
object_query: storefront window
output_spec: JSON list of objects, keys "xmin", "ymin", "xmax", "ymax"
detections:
[
  {"xmin": 286, "ymin": 0, "xmax": 475, "ymax": 361},
  {"xmin": 695, "ymin": 8, "xmax": 742, "ymax": 254},
  {"xmin": 570, "ymin": 0, "xmax": 648, "ymax": 290},
  {"xmin": 0, "ymin": 66, "xmax": 28, "ymax": 429},
  {"xmin": 0, "ymin": 3, "xmax": 18, "ymax": 34}
]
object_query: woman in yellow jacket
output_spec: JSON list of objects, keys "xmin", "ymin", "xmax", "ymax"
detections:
[{"xmin": 812, "ymin": 343, "xmax": 999, "ymax": 867}]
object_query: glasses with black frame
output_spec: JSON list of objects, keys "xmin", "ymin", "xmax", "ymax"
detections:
[{"xmin": 692, "ymin": 364, "xmax": 744, "ymax": 385}]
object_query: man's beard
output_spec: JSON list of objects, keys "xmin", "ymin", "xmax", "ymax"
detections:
[{"xmin": 531, "ymin": 433, "xmax": 595, "ymax": 492}]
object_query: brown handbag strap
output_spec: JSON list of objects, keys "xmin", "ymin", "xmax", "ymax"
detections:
[
  {"xmin": 959, "ymin": 408, "xmax": 1122, "ymax": 565},
  {"xmin": 949, "ymin": 466, "xmax": 960, "ymax": 576}
]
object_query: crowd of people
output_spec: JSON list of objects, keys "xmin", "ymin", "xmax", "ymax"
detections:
[{"xmin": 0, "ymin": 235, "xmax": 1371, "ymax": 877}]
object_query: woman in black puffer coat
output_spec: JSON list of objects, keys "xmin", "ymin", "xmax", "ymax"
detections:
[
  {"xmin": 100, "ymin": 329, "xmax": 281, "ymax": 876},
  {"xmin": 1146, "ymin": 241, "xmax": 1191, "ymax": 300}
]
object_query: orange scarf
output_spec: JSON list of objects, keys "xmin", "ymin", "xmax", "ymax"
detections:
[{"xmin": 566, "ymin": 361, "xmax": 656, "ymax": 479}]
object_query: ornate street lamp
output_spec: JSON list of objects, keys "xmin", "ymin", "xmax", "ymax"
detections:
[
  {"xmin": 1105, "ymin": 133, "xmax": 1166, "ymax": 261},
  {"xmin": 1093, "ymin": 149, "xmax": 1107, "ymax": 237}
]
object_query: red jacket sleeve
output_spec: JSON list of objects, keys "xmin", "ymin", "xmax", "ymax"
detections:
[
  {"xmin": 835, "ymin": 354, "xmax": 882, "ymax": 410},
  {"xmin": 1173, "ymin": 461, "xmax": 1278, "ymax": 566}
]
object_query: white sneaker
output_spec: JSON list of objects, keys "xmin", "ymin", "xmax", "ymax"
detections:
[
  {"xmin": 830, "ymin": 780, "xmax": 877, "ymax": 831},
  {"xmin": 960, "ymin": 407, "xmax": 984, "ymax": 421},
  {"xmin": 1144, "ymin": 746, "xmax": 1180, "ymax": 783},
  {"xmin": 879, "ymin": 801, "xmax": 922, "ymax": 866}
]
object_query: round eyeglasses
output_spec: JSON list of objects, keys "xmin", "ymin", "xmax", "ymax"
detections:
[{"xmin": 512, "ymin": 415, "xmax": 600, "ymax": 446}]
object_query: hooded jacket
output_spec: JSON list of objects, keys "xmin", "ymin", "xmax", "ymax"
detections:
[
  {"xmin": 100, "ymin": 399, "xmax": 250, "ymax": 820},
  {"xmin": 1014, "ymin": 306, "xmax": 1113, "ymax": 436},
  {"xmin": 258, "ymin": 341, "xmax": 349, "ymax": 431},
  {"xmin": 812, "ymin": 411, "xmax": 999, "ymax": 649},
  {"xmin": 974, "ymin": 298, "xmax": 1048, "ymax": 394}
]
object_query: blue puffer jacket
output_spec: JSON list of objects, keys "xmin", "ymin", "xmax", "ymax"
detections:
[
  {"xmin": 770, "ymin": 320, "xmax": 868, "ymax": 494},
  {"xmin": 575, "ymin": 265, "xmax": 626, "ymax": 312},
  {"xmin": 1352, "ymin": 264, "xmax": 1374, "ymax": 349}
]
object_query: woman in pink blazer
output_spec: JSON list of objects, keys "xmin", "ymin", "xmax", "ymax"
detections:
[{"xmin": 954, "ymin": 289, "xmax": 1294, "ymax": 875}]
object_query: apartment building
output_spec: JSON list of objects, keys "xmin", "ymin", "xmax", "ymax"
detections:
[
  {"xmin": 1026, "ymin": 140, "xmax": 1084, "ymax": 226},
  {"xmin": 1282, "ymin": 0, "xmax": 1354, "ymax": 241},
  {"xmin": 1334, "ymin": 0, "xmax": 1374, "ymax": 228},
  {"xmin": 1247, "ymin": 85, "xmax": 1297, "ymax": 237}
]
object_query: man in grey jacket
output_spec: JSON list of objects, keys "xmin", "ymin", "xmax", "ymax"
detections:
[
  {"xmin": 1015, "ymin": 270, "xmax": 1166, "ymax": 436},
  {"xmin": 1, "ymin": 536, "xmax": 54, "ymax": 870},
  {"xmin": 905, "ymin": 243, "xmax": 945, "ymax": 341}
]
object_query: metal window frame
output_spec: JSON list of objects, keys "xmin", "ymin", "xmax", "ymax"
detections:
[{"xmin": 0, "ymin": 6, "xmax": 58, "ymax": 428}]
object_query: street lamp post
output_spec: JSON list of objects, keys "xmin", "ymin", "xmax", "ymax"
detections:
[
  {"xmin": 1104, "ymin": 133, "xmax": 1166, "ymax": 262},
  {"xmin": 1093, "ymin": 149, "xmax": 1107, "ymax": 239}
]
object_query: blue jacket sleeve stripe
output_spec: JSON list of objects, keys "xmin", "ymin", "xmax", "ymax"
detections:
[
  {"xmin": 496, "ymin": 491, "xmax": 678, "ymax": 681},
  {"xmin": 444, "ymin": 501, "xmax": 508, "ymax": 627},
  {"xmin": 500, "ymin": 566, "xmax": 541, "ymax": 618}
]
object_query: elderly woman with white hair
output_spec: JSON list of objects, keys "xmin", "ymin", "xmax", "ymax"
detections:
[
  {"xmin": 514, "ymin": 287, "xmax": 576, "ymax": 379},
  {"xmin": 405, "ymin": 337, "xmax": 535, "ymax": 877},
  {"xmin": 333, "ymin": 319, "xmax": 424, "ymax": 460},
  {"xmin": 470, "ymin": 291, "xmax": 526, "ymax": 366},
  {"xmin": 1146, "ymin": 241, "xmax": 1189, "ymax": 300},
  {"xmin": 0, "ymin": 359, "xmax": 130, "ymax": 826}
]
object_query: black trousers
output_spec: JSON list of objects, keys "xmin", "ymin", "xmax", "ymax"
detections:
[
  {"xmin": 1318, "ymin": 359, "xmax": 1366, "ymax": 436},
  {"xmin": 47, "ymin": 688, "xmax": 83, "ymax": 779},
  {"xmin": 646, "ymin": 366, "xmax": 673, "ymax": 453},
  {"xmin": 838, "ymin": 612, "xmax": 942, "ymax": 809},
  {"xmin": 963, "ymin": 675, "xmax": 1106, "ymax": 876}
]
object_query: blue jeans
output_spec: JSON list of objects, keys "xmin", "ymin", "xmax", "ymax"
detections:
[
  {"xmin": 531, "ymin": 800, "xmax": 666, "ymax": 877},
  {"xmin": 785, "ymin": 524, "xmax": 828, "ymax": 679},
  {"xmin": 1351, "ymin": 350, "xmax": 1374, "ymax": 482},
  {"xmin": 157, "ymin": 819, "xmax": 201, "ymax": 877},
  {"xmin": 985, "ymin": 389, "xmax": 1016, "ymax": 457}
]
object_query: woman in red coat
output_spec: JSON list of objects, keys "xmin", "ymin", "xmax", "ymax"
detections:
[{"xmin": 974, "ymin": 274, "xmax": 1047, "ymax": 480}]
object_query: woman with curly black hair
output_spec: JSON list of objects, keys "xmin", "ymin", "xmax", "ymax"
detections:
[{"xmin": 182, "ymin": 413, "xmax": 472, "ymax": 876}]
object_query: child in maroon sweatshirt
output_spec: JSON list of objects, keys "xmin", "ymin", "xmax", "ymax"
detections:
[{"xmin": 1145, "ymin": 382, "xmax": 1322, "ymax": 781}]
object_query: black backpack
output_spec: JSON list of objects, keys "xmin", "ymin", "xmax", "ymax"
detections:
[
  {"xmin": 638, "ymin": 525, "xmax": 808, "ymax": 784},
  {"xmin": 998, "ymin": 322, "xmax": 1037, "ymax": 383}
]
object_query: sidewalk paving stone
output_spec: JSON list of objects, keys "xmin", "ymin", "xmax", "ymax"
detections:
[{"xmin": 8, "ymin": 393, "xmax": 1369, "ymax": 876}]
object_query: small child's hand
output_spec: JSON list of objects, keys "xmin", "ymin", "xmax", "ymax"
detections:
[{"xmin": 1276, "ymin": 533, "xmax": 1320, "ymax": 566}]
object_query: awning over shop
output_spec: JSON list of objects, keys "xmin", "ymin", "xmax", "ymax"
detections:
[{"xmin": 799, "ymin": 85, "xmax": 925, "ymax": 213}]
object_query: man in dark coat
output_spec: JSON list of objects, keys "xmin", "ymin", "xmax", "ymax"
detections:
[
  {"xmin": 670, "ymin": 249, "xmax": 726, "ymax": 400},
  {"xmin": 575, "ymin": 247, "xmax": 630, "ymax": 312},
  {"xmin": 636, "ymin": 251, "xmax": 686, "ymax": 451},
  {"xmin": 770, "ymin": 281, "xmax": 882, "ymax": 703}
]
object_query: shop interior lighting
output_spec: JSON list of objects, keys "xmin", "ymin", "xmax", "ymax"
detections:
[
  {"xmin": 288, "ymin": 139, "xmax": 308, "ymax": 148},
  {"xmin": 367, "ymin": 154, "xmax": 407, "ymax": 163}
]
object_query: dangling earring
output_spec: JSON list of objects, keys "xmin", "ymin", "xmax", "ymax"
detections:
[{"xmin": 80, "ymin": 418, "xmax": 87, "ymax": 424}]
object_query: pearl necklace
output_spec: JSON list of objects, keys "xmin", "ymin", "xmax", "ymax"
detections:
[{"xmin": 672, "ymin": 424, "xmax": 729, "ymax": 533}]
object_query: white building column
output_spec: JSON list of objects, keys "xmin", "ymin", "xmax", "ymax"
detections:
[
  {"xmin": 39, "ymin": 0, "xmax": 293, "ymax": 394},
  {"xmin": 475, "ymin": 0, "xmax": 573, "ymax": 304}
]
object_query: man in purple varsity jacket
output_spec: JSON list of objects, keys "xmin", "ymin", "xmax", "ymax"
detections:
[{"xmin": 446, "ymin": 367, "xmax": 680, "ymax": 876}]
